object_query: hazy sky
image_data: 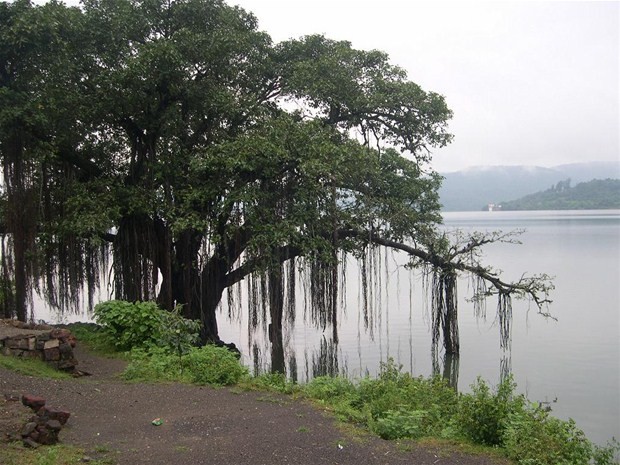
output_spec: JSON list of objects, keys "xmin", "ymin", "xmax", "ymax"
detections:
[{"xmin": 231, "ymin": 0, "xmax": 619, "ymax": 172}]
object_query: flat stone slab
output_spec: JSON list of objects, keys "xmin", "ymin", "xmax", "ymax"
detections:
[{"xmin": 0, "ymin": 320, "xmax": 53, "ymax": 341}]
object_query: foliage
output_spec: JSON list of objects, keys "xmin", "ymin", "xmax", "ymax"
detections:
[
  {"xmin": 182, "ymin": 344, "xmax": 248, "ymax": 385},
  {"xmin": 241, "ymin": 372, "xmax": 297, "ymax": 394},
  {"xmin": 122, "ymin": 344, "xmax": 248, "ymax": 386},
  {"xmin": 0, "ymin": 354, "xmax": 71, "ymax": 379},
  {"xmin": 358, "ymin": 360, "xmax": 458, "ymax": 439},
  {"xmin": 298, "ymin": 361, "xmax": 618, "ymax": 464},
  {"xmin": 454, "ymin": 376, "xmax": 525, "ymax": 446},
  {"xmin": 93, "ymin": 300, "xmax": 199, "ymax": 353},
  {"xmin": 93, "ymin": 300, "xmax": 165, "ymax": 351},
  {"xmin": 66, "ymin": 322, "xmax": 123, "ymax": 357},
  {"xmin": 500, "ymin": 178, "xmax": 620, "ymax": 211},
  {"xmin": 158, "ymin": 305, "xmax": 201, "ymax": 357},
  {"xmin": 502, "ymin": 406, "xmax": 592, "ymax": 465}
]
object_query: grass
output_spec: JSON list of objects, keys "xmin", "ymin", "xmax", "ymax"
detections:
[
  {"xmin": 0, "ymin": 354, "xmax": 72, "ymax": 379},
  {"xmin": 0, "ymin": 443, "xmax": 116, "ymax": 465},
  {"xmin": 66, "ymin": 323, "xmax": 127, "ymax": 358}
]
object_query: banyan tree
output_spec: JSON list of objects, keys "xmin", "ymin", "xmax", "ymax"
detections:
[{"xmin": 0, "ymin": 0, "xmax": 552, "ymax": 356}]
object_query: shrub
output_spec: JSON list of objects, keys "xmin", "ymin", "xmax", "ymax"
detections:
[
  {"xmin": 182, "ymin": 345, "xmax": 248, "ymax": 386},
  {"xmin": 503, "ymin": 406, "xmax": 592, "ymax": 465},
  {"xmin": 372, "ymin": 408, "xmax": 432, "ymax": 440},
  {"xmin": 305, "ymin": 376, "xmax": 357, "ymax": 401},
  {"xmin": 358, "ymin": 360, "xmax": 458, "ymax": 439},
  {"xmin": 122, "ymin": 344, "xmax": 248, "ymax": 386},
  {"xmin": 93, "ymin": 300, "xmax": 199, "ymax": 353},
  {"xmin": 93, "ymin": 300, "xmax": 164, "ymax": 350},
  {"xmin": 455, "ymin": 376, "xmax": 525, "ymax": 446}
]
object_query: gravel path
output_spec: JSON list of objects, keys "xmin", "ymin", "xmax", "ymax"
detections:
[{"xmin": 0, "ymin": 345, "xmax": 509, "ymax": 465}]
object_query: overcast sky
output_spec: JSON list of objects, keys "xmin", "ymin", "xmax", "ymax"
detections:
[{"xmin": 231, "ymin": 0, "xmax": 619, "ymax": 172}]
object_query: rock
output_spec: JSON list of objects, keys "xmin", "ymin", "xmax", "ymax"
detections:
[
  {"xmin": 21, "ymin": 394, "xmax": 46, "ymax": 411},
  {"xmin": 21, "ymin": 422, "xmax": 37, "ymax": 437},
  {"xmin": 43, "ymin": 339, "xmax": 60, "ymax": 350},
  {"xmin": 23, "ymin": 437, "xmax": 40, "ymax": 449},
  {"xmin": 44, "ymin": 347, "xmax": 61, "ymax": 362},
  {"xmin": 41, "ymin": 407, "xmax": 71, "ymax": 425},
  {"xmin": 46, "ymin": 419, "xmax": 62, "ymax": 431}
]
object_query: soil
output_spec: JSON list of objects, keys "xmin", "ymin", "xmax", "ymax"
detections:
[{"xmin": 0, "ymin": 343, "xmax": 510, "ymax": 465}]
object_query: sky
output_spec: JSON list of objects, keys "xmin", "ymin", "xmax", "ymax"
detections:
[{"xmin": 229, "ymin": 0, "xmax": 619, "ymax": 172}]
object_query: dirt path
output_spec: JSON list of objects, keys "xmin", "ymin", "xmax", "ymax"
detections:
[{"xmin": 1, "ymin": 345, "xmax": 509, "ymax": 465}]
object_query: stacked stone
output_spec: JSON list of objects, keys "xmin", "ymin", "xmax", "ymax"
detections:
[
  {"xmin": 0, "ymin": 327, "xmax": 78, "ymax": 371},
  {"xmin": 20, "ymin": 394, "xmax": 70, "ymax": 448}
]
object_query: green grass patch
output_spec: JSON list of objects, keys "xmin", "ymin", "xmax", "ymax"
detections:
[
  {"xmin": 0, "ymin": 354, "xmax": 72, "ymax": 379},
  {"xmin": 0, "ymin": 443, "xmax": 115, "ymax": 465},
  {"xmin": 66, "ymin": 323, "xmax": 127, "ymax": 358},
  {"xmin": 238, "ymin": 372, "xmax": 297, "ymax": 394}
]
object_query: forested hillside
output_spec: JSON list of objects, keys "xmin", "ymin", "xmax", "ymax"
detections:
[
  {"xmin": 499, "ymin": 179, "xmax": 620, "ymax": 210},
  {"xmin": 438, "ymin": 161, "xmax": 620, "ymax": 211}
]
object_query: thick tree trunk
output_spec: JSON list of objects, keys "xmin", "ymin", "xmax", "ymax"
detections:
[{"xmin": 197, "ymin": 256, "xmax": 229, "ymax": 344}]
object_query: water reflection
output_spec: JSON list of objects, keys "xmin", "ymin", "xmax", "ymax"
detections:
[{"xmin": 256, "ymin": 317, "xmax": 469, "ymax": 390}]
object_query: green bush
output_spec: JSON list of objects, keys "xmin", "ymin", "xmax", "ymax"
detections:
[
  {"xmin": 182, "ymin": 345, "xmax": 248, "ymax": 386},
  {"xmin": 372, "ymin": 408, "xmax": 432, "ymax": 440},
  {"xmin": 93, "ymin": 300, "xmax": 199, "ymax": 353},
  {"xmin": 305, "ymin": 375, "xmax": 357, "ymax": 400},
  {"xmin": 358, "ymin": 360, "xmax": 458, "ymax": 439},
  {"xmin": 502, "ymin": 406, "xmax": 592, "ymax": 465},
  {"xmin": 93, "ymin": 300, "xmax": 164, "ymax": 350},
  {"xmin": 123, "ymin": 344, "xmax": 248, "ymax": 386},
  {"xmin": 455, "ymin": 376, "xmax": 525, "ymax": 446}
]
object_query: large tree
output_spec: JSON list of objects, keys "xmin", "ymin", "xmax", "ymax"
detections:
[{"xmin": 0, "ymin": 0, "xmax": 551, "ymax": 355}]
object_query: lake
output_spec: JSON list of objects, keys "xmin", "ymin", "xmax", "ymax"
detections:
[
  {"xmin": 36, "ymin": 209, "xmax": 619, "ymax": 446},
  {"xmin": 218, "ymin": 209, "xmax": 620, "ymax": 446}
]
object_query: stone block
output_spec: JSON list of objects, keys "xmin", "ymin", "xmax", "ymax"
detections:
[
  {"xmin": 44, "ymin": 338, "xmax": 60, "ymax": 350},
  {"xmin": 46, "ymin": 419, "xmax": 62, "ymax": 431},
  {"xmin": 44, "ymin": 347, "xmax": 61, "ymax": 361},
  {"xmin": 6, "ymin": 336, "xmax": 30, "ymax": 350},
  {"xmin": 22, "ymin": 394, "xmax": 46, "ymax": 411},
  {"xmin": 46, "ymin": 408, "xmax": 71, "ymax": 425}
]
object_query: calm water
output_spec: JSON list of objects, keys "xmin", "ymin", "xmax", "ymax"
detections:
[
  {"xmin": 37, "ymin": 210, "xmax": 620, "ymax": 445},
  {"xmin": 218, "ymin": 210, "xmax": 620, "ymax": 445}
]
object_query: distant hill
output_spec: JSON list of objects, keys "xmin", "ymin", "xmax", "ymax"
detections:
[
  {"xmin": 499, "ymin": 178, "xmax": 620, "ymax": 210},
  {"xmin": 438, "ymin": 161, "xmax": 620, "ymax": 211}
]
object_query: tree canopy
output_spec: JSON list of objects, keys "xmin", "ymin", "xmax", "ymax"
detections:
[{"xmin": 0, "ymin": 0, "xmax": 552, "ymax": 357}]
